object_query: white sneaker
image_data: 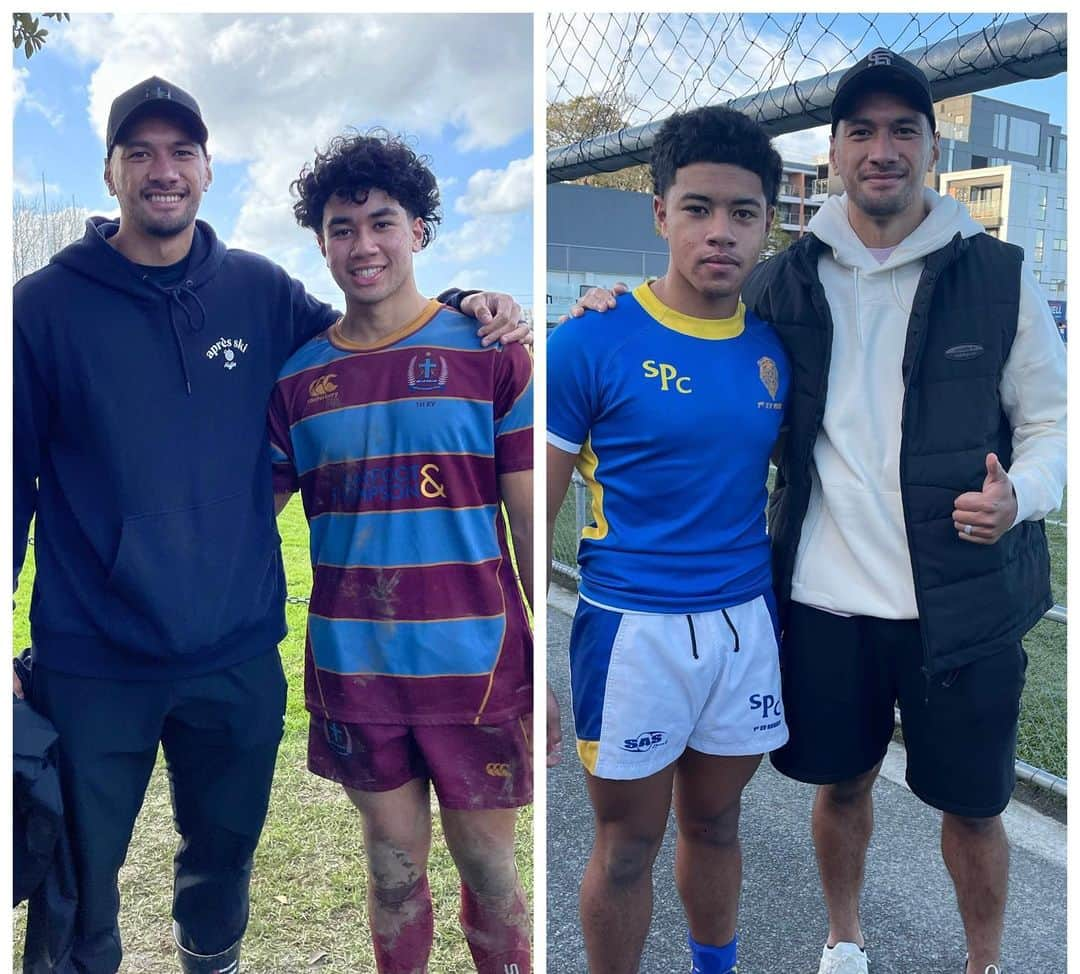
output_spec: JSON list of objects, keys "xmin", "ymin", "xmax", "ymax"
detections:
[{"xmin": 817, "ymin": 942, "xmax": 868, "ymax": 974}]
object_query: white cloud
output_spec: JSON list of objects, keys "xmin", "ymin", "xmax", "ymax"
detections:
[
  {"xmin": 57, "ymin": 13, "xmax": 531, "ymax": 267},
  {"xmin": 455, "ymin": 157, "xmax": 533, "ymax": 215},
  {"xmin": 775, "ymin": 126, "xmax": 830, "ymax": 165},
  {"xmin": 13, "ymin": 65, "xmax": 64, "ymax": 128},
  {"xmin": 429, "ymin": 215, "xmax": 515, "ymax": 264}
]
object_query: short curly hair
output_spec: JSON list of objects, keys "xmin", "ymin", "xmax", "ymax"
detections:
[
  {"xmin": 291, "ymin": 130, "xmax": 441, "ymax": 247},
  {"xmin": 651, "ymin": 106, "xmax": 782, "ymax": 205}
]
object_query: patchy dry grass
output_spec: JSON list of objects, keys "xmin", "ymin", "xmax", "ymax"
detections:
[{"xmin": 14, "ymin": 502, "xmax": 533, "ymax": 971}]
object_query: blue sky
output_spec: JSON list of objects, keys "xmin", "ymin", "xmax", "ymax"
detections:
[{"xmin": 13, "ymin": 13, "xmax": 533, "ymax": 308}]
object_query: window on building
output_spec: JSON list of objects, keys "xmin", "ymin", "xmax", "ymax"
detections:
[
  {"xmin": 1007, "ymin": 117, "xmax": 1041, "ymax": 155},
  {"xmin": 972, "ymin": 155, "xmax": 988, "ymax": 169},
  {"xmin": 1057, "ymin": 196, "xmax": 1066, "ymax": 210},
  {"xmin": 1034, "ymin": 230, "xmax": 1045, "ymax": 262},
  {"xmin": 1053, "ymin": 238, "xmax": 1067, "ymax": 252},
  {"xmin": 1037, "ymin": 187, "xmax": 1048, "ymax": 221},
  {"xmin": 993, "ymin": 113, "xmax": 1009, "ymax": 149},
  {"xmin": 1033, "ymin": 269, "xmax": 1042, "ymax": 282},
  {"xmin": 1059, "ymin": 140, "xmax": 1067, "ymax": 170},
  {"xmin": 1045, "ymin": 136, "xmax": 1054, "ymax": 170}
]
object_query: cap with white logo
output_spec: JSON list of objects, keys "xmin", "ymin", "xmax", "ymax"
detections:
[
  {"xmin": 831, "ymin": 48, "xmax": 936, "ymax": 134},
  {"xmin": 106, "ymin": 76, "xmax": 208, "ymax": 153}
]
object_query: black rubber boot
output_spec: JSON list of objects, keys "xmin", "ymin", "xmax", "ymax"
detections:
[{"xmin": 174, "ymin": 923, "xmax": 241, "ymax": 974}]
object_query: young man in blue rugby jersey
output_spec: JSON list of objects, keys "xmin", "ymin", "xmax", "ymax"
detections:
[{"xmin": 546, "ymin": 106, "xmax": 789, "ymax": 974}]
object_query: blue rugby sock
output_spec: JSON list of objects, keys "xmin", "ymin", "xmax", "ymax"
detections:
[{"xmin": 689, "ymin": 932, "xmax": 737, "ymax": 974}]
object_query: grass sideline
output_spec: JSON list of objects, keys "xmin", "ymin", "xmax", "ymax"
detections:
[
  {"xmin": 14, "ymin": 502, "xmax": 533, "ymax": 972},
  {"xmin": 553, "ymin": 482, "xmax": 1068, "ymax": 781}
]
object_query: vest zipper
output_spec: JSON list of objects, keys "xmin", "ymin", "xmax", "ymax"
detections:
[{"xmin": 686, "ymin": 615, "xmax": 699, "ymax": 659}]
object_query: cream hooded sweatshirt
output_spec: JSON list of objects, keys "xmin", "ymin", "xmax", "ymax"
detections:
[{"xmin": 791, "ymin": 188, "xmax": 1066, "ymax": 619}]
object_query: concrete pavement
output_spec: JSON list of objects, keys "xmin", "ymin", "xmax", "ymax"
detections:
[{"xmin": 545, "ymin": 589, "xmax": 1066, "ymax": 973}]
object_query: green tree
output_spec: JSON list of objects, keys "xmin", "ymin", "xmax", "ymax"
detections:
[
  {"xmin": 762, "ymin": 207, "xmax": 794, "ymax": 259},
  {"xmin": 12, "ymin": 12, "xmax": 69, "ymax": 59},
  {"xmin": 547, "ymin": 93, "xmax": 652, "ymax": 194}
]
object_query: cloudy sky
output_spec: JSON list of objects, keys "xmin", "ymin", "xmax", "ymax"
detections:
[{"xmin": 13, "ymin": 13, "xmax": 534, "ymax": 307}]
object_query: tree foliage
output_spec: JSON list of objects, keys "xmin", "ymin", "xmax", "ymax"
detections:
[
  {"xmin": 547, "ymin": 94, "xmax": 653, "ymax": 194},
  {"xmin": 12, "ymin": 12, "xmax": 68, "ymax": 59},
  {"xmin": 762, "ymin": 207, "xmax": 794, "ymax": 259}
]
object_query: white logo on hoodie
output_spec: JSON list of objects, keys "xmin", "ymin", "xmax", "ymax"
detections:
[{"xmin": 205, "ymin": 337, "xmax": 249, "ymax": 371}]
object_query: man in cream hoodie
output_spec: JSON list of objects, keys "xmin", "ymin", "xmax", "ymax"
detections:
[{"xmin": 742, "ymin": 50, "xmax": 1066, "ymax": 974}]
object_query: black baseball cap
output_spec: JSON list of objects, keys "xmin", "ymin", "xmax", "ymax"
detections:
[
  {"xmin": 106, "ymin": 76, "xmax": 208, "ymax": 153},
  {"xmin": 831, "ymin": 48, "xmax": 936, "ymax": 134}
]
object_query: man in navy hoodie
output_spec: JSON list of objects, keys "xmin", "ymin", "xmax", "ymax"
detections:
[{"xmin": 13, "ymin": 76, "xmax": 527, "ymax": 974}]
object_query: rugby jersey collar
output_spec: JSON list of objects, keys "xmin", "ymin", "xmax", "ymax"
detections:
[
  {"xmin": 328, "ymin": 298, "xmax": 443, "ymax": 352},
  {"xmin": 632, "ymin": 282, "xmax": 745, "ymax": 340}
]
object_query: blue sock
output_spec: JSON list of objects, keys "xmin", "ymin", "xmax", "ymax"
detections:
[{"xmin": 689, "ymin": 932, "xmax": 737, "ymax": 974}]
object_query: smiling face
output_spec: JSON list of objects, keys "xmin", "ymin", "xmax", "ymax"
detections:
[
  {"xmin": 318, "ymin": 188, "xmax": 424, "ymax": 310},
  {"xmin": 104, "ymin": 115, "xmax": 210, "ymax": 242},
  {"xmin": 653, "ymin": 161, "xmax": 772, "ymax": 318},
  {"xmin": 830, "ymin": 90, "xmax": 939, "ymax": 226}
]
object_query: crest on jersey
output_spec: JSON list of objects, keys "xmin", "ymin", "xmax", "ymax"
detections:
[
  {"xmin": 757, "ymin": 356, "xmax": 779, "ymax": 400},
  {"xmin": 407, "ymin": 352, "xmax": 449, "ymax": 392}
]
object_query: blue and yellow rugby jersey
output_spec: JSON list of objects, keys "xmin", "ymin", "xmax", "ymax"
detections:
[{"xmin": 547, "ymin": 283, "xmax": 788, "ymax": 614}]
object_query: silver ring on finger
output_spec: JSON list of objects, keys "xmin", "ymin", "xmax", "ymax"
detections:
[{"xmin": 964, "ymin": 524, "xmax": 973, "ymax": 536}]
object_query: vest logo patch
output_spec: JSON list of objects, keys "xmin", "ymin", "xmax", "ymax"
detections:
[{"xmin": 944, "ymin": 343, "xmax": 985, "ymax": 361}]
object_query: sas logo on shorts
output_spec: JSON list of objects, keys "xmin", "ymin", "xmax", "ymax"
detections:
[
  {"xmin": 324, "ymin": 720, "xmax": 353, "ymax": 756},
  {"xmin": 621, "ymin": 730, "xmax": 668, "ymax": 753},
  {"xmin": 749, "ymin": 693, "xmax": 783, "ymax": 732}
]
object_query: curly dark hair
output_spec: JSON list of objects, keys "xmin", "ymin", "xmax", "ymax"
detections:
[
  {"xmin": 651, "ymin": 106, "xmax": 782, "ymax": 205},
  {"xmin": 291, "ymin": 129, "xmax": 441, "ymax": 247}
]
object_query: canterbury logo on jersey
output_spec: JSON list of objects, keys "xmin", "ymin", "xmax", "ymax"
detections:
[
  {"xmin": 485, "ymin": 762, "xmax": 512, "ymax": 778},
  {"xmin": 642, "ymin": 359, "xmax": 692, "ymax": 393},
  {"xmin": 308, "ymin": 373, "xmax": 339, "ymax": 401}
]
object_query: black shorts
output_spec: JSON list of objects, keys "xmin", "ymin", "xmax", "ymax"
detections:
[{"xmin": 770, "ymin": 602, "xmax": 1027, "ymax": 818}]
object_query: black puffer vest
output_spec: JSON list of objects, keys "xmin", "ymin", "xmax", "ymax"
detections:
[{"xmin": 744, "ymin": 231, "xmax": 1051, "ymax": 674}]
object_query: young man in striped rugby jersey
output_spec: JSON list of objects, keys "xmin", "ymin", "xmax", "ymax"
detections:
[{"xmin": 268, "ymin": 132, "xmax": 533, "ymax": 974}]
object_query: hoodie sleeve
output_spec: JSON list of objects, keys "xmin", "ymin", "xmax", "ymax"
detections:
[
  {"xmin": 1000, "ymin": 262, "xmax": 1067, "ymax": 526},
  {"xmin": 13, "ymin": 310, "xmax": 47, "ymax": 585},
  {"xmin": 289, "ymin": 273, "xmax": 340, "ymax": 353}
]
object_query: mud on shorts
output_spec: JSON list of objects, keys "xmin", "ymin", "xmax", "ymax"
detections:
[
  {"xmin": 770, "ymin": 602, "xmax": 1028, "ymax": 818},
  {"xmin": 307, "ymin": 713, "xmax": 533, "ymax": 810},
  {"xmin": 567, "ymin": 592, "xmax": 789, "ymax": 780}
]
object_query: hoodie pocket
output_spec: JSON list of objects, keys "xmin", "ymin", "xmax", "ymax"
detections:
[{"xmin": 107, "ymin": 491, "xmax": 280, "ymax": 656}]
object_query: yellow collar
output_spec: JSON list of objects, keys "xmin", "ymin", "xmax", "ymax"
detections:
[{"xmin": 633, "ymin": 282, "xmax": 745, "ymax": 340}]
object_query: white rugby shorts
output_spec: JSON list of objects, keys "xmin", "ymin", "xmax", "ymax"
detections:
[{"xmin": 568, "ymin": 593, "xmax": 788, "ymax": 779}]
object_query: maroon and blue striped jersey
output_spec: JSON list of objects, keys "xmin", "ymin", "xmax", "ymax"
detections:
[{"xmin": 268, "ymin": 300, "xmax": 533, "ymax": 725}]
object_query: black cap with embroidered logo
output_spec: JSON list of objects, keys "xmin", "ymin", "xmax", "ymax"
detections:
[
  {"xmin": 831, "ymin": 48, "xmax": 936, "ymax": 134},
  {"xmin": 106, "ymin": 76, "xmax": 208, "ymax": 154}
]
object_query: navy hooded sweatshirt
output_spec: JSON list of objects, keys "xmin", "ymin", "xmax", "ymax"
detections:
[{"xmin": 14, "ymin": 218, "xmax": 340, "ymax": 679}]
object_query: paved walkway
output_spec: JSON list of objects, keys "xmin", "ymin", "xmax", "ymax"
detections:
[{"xmin": 545, "ymin": 589, "xmax": 1066, "ymax": 973}]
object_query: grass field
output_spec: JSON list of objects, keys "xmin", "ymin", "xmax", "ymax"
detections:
[
  {"xmin": 13, "ymin": 502, "xmax": 533, "ymax": 972},
  {"xmin": 552, "ymin": 479, "xmax": 1068, "ymax": 781}
]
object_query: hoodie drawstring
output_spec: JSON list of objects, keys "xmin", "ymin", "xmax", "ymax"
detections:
[{"xmin": 144, "ymin": 277, "xmax": 208, "ymax": 396}]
